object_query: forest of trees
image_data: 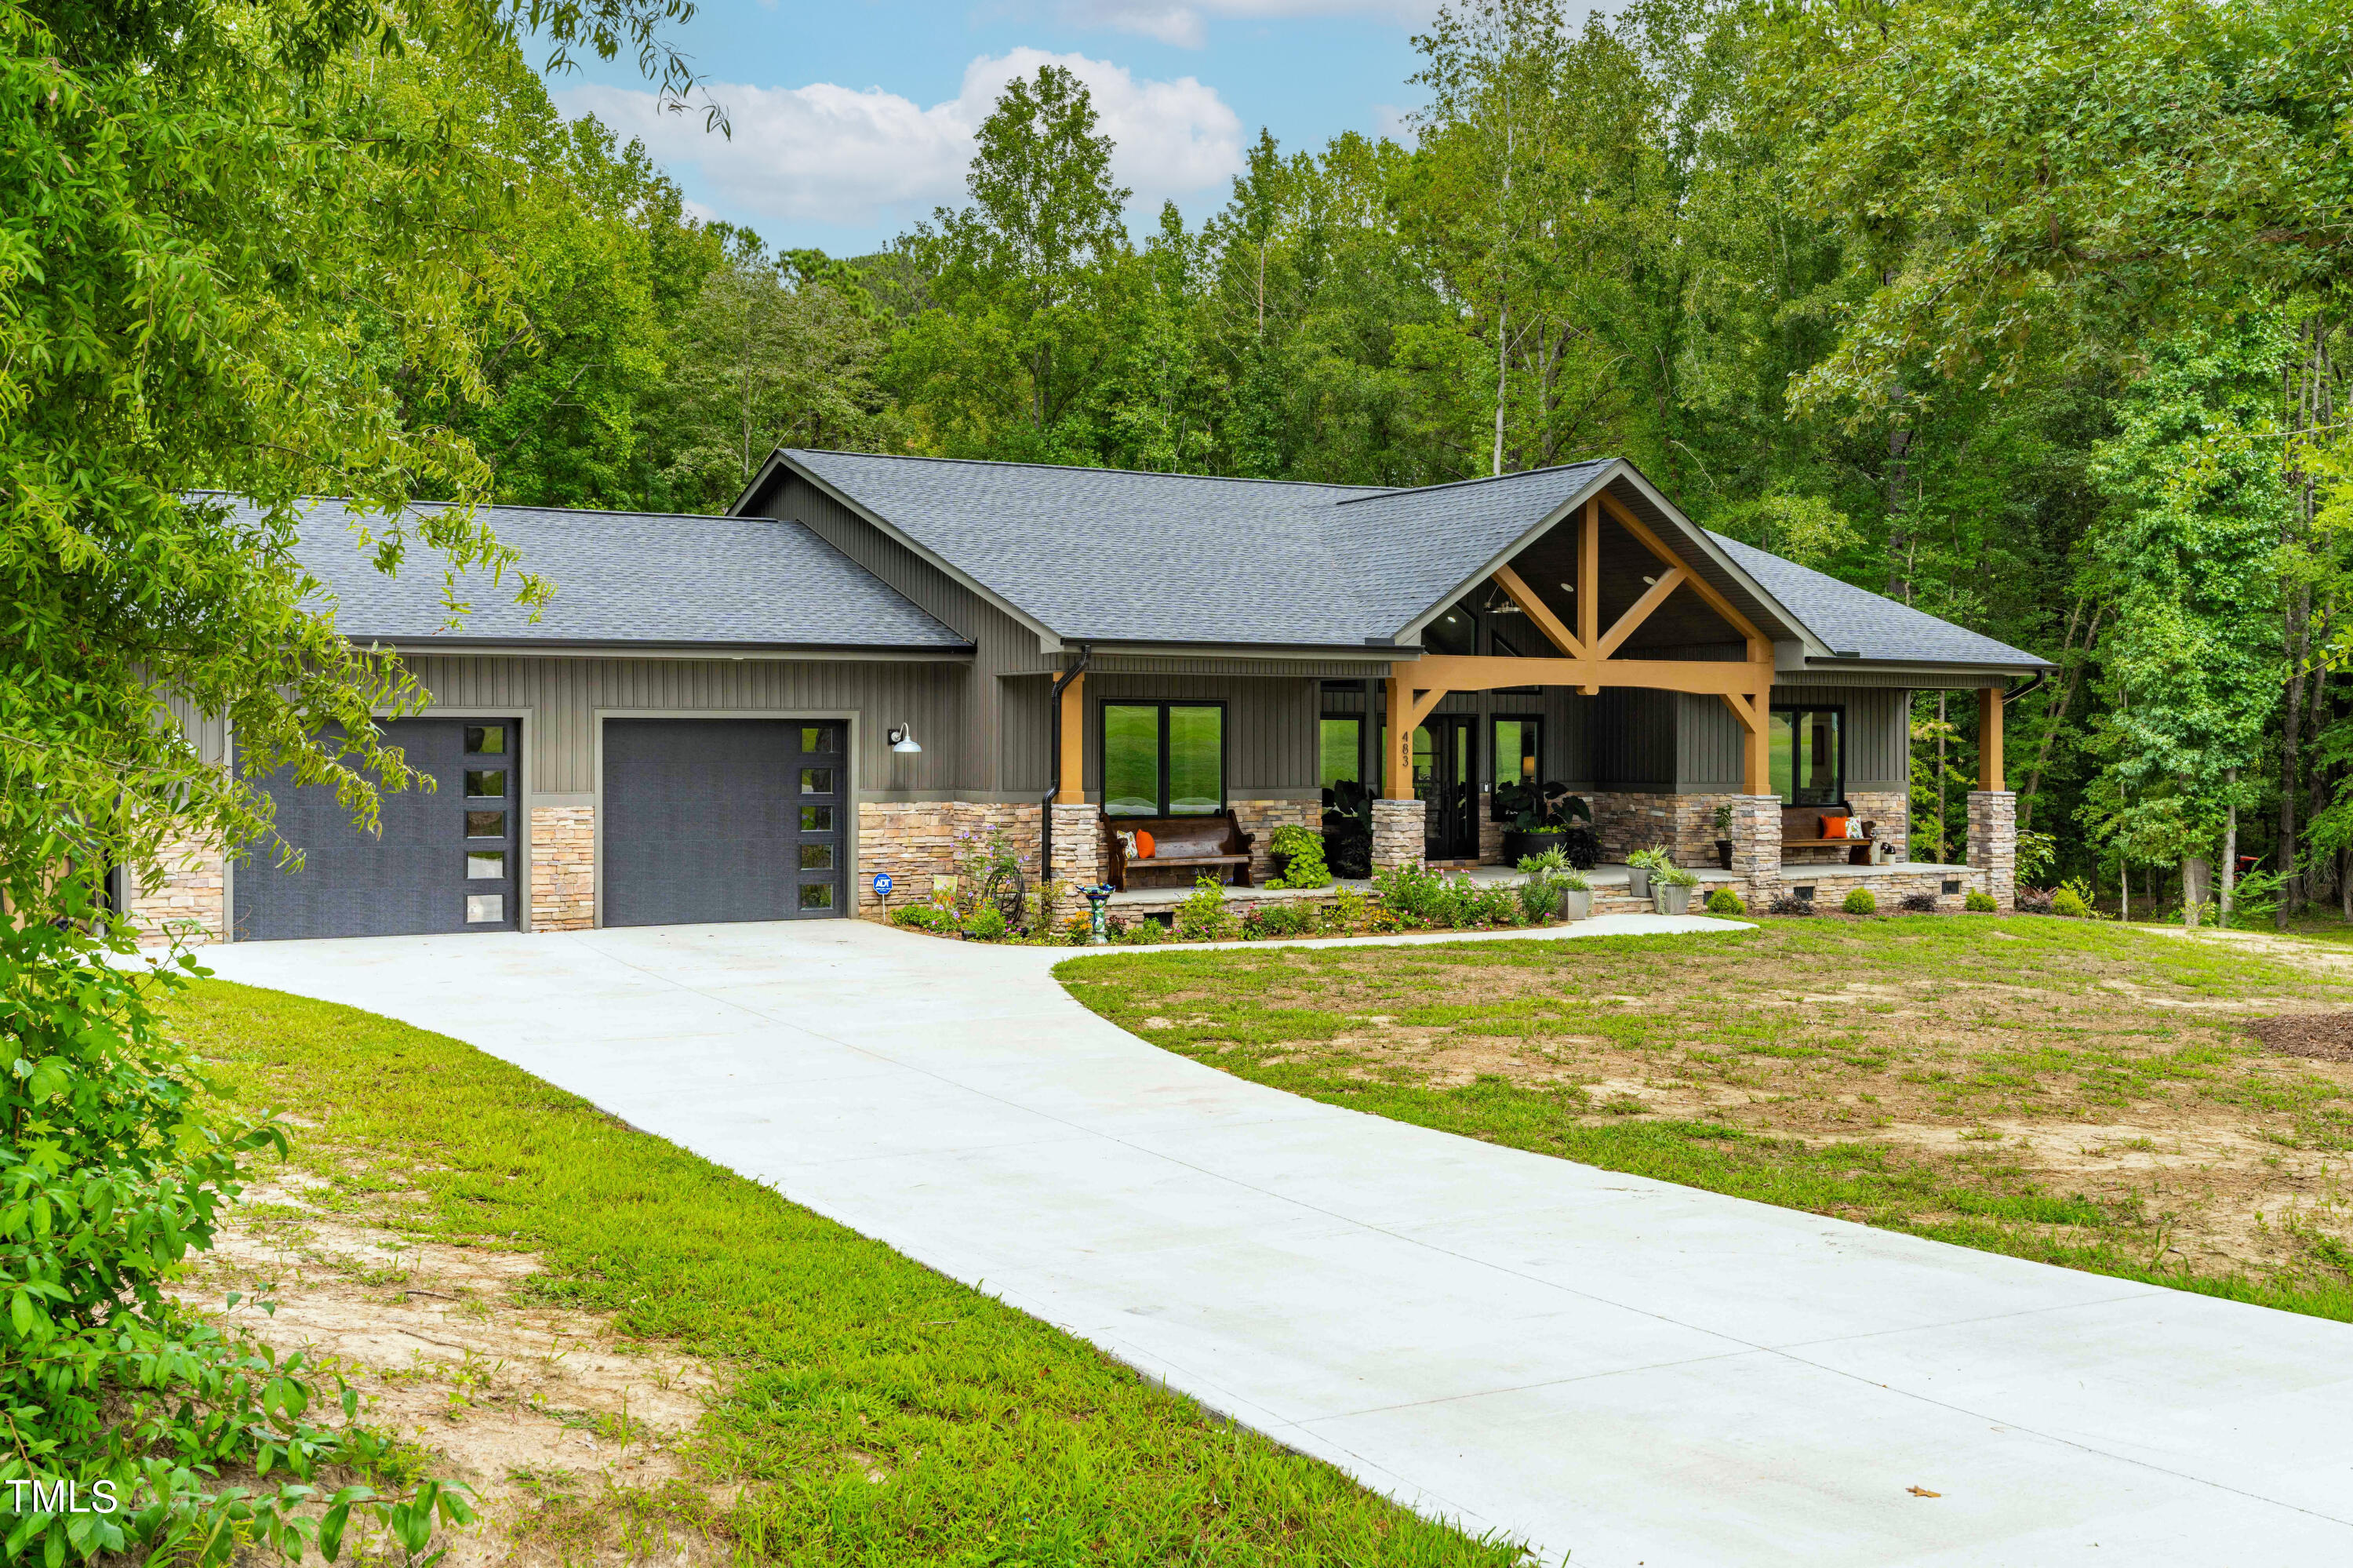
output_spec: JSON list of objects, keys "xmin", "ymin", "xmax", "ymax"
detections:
[
  {"xmin": 441, "ymin": 0, "xmax": 2352, "ymax": 925},
  {"xmin": 10, "ymin": 0, "xmax": 2352, "ymax": 926}
]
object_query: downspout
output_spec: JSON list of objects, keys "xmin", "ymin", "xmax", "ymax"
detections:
[{"xmin": 1042, "ymin": 646, "xmax": 1093, "ymax": 886}]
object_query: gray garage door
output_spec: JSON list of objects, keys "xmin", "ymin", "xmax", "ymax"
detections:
[
  {"xmin": 600, "ymin": 719, "xmax": 846, "ymax": 926},
  {"xmin": 234, "ymin": 719, "xmax": 521, "ymax": 940}
]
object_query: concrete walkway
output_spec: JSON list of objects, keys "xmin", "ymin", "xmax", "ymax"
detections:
[{"xmin": 191, "ymin": 919, "xmax": 2353, "ymax": 1566}]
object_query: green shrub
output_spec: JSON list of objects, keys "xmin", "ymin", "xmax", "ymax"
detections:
[
  {"xmin": 1467, "ymin": 883, "xmax": 1522, "ymax": 926},
  {"xmin": 1518, "ymin": 875, "xmax": 1561, "ymax": 924},
  {"xmin": 0, "ymin": 890, "xmax": 471, "ymax": 1566},
  {"xmin": 889, "ymin": 903, "xmax": 955, "ymax": 932},
  {"xmin": 1965, "ymin": 889, "xmax": 1998, "ymax": 912},
  {"xmin": 1267, "ymin": 824, "xmax": 1333, "ymax": 890},
  {"xmin": 1117, "ymin": 917, "xmax": 1171, "ymax": 944},
  {"xmin": 1705, "ymin": 886, "xmax": 1747, "ymax": 916},
  {"xmin": 1242, "ymin": 901, "xmax": 1315, "ymax": 940},
  {"xmin": 1324, "ymin": 886, "xmax": 1370, "ymax": 932},
  {"xmin": 1842, "ymin": 886, "xmax": 1878, "ymax": 915},
  {"xmin": 962, "ymin": 905, "xmax": 1010, "ymax": 941},
  {"xmin": 1174, "ymin": 876, "xmax": 1240, "ymax": 941},
  {"xmin": 2050, "ymin": 886, "xmax": 2093, "ymax": 919},
  {"xmin": 1371, "ymin": 862, "xmax": 1461, "ymax": 927}
]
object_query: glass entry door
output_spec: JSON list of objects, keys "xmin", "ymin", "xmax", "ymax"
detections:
[{"xmin": 1414, "ymin": 717, "xmax": 1480, "ymax": 860}]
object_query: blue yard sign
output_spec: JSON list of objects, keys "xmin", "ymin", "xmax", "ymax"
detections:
[{"xmin": 873, "ymin": 872, "xmax": 893, "ymax": 897}]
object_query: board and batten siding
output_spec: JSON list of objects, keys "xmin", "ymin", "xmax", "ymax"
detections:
[
  {"xmin": 397, "ymin": 653, "xmax": 969, "ymax": 800},
  {"xmin": 751, "ymin": 469, "xmax": 1060, "ymax": 795},
  {"xmin": 1075, "ymin": 673, "xmax": 1320, "ymax": 800},
  {"xmin": 1675, "ymin": 685, "xmax": 1910, "ymax": 793}
]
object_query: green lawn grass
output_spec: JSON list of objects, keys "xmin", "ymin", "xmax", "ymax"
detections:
[
  {"xmin": 1057, "ymin": 916, "xmax": 2353, "ymax": 1322},
  {"xmin": 171, "ymin": 978, "xmax": 1529, "ymax": 1567}
]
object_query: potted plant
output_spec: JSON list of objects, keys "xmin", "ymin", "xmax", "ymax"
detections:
[
  {"xmin": 1557, "ymin": 868, "xmax": 1593, "ymax": 921},
  {"xmin": 1497, "ymin": 780, "xmax": 1595, "ymax": 864},
  {"xmin": 1652, "ymin": 862, "xmax": 1700, "ymax": 915},
  {"xmin": 1711, "ymin": 803, "xmax": 1736, "ymax": 871},
  {"xmin": 1267, "ymin": 823, "xmax": 1333, "ymax": 888},
  {"xmin": 1624, "ymin": 845, "xmax": 1669, "ymax": 899}
]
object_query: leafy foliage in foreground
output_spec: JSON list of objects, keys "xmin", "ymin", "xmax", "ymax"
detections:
[
  {"xmin": 171, "ymin": 980, "xmax": 1533, "ymax": 1566},
  {"xmin": 0, "ymin": 900, "xmax": 470, "ymax": 1564}
]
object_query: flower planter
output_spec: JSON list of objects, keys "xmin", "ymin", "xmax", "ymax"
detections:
[
  {"xmin": 1653, "ymin": 883, "xmax": 1693, "ymax": 915},
  {"xmin": 1625, "ymin": 865, "xmax": 1653, "ymax": 899},
  {"xmin": 1715, "ymin": 839, "xmax": 1734, "ymax": 871},
  {"xmin": 1557, "ymin": 887, "xmax": 1592, "ymax": 922},
  {"xmin": 1268, "ymin": 850, "xmax": 1293, "ymax": 883},
  {"xmin": 1504, "ymin": 827, "xmax": 1570, "ymax": 864}
]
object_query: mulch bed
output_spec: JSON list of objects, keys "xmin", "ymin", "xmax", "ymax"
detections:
[{"xmin": 2246, "ymin": 1012, "xmax": 2353, "ymax": 1062}]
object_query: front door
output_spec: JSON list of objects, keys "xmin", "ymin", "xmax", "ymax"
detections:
[{"xmin": 1414, "ymin": 717, "xmax": 1479, "ymax": 860}]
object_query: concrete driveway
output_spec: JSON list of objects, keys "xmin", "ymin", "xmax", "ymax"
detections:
[{"xmin": 193, "ymin": 919, "xmax": 2353, "ymax": 1566}]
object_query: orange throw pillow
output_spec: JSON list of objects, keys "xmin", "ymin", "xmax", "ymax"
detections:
[
  {"xmin": 1820, "ymin": 814, "xmax": 1848, "ymax": 839},
  {"xmin": 1135, "ymin": 829, "xmax": 1156, "ymax": 860}
]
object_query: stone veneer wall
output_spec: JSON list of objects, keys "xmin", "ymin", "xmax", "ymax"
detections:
[
  {"xmin": 128, "ymin": 831, "xmax": 226, "ymax": 947},
  {"xmin": 1842, "ymin": 790, "xmax": 1911, "ymax": 861},
  {"xmin": 529, "ymin": 806, "xmax": 595, "ymax": 932},
  {"xmin": 1370, "ymin": 798, "xmax": 1426, "ymax": 871},
  {"xmin": 1231, "ymin": 799, "xmax": 1320, "ymax": 883},
  {"xmin": 1588, "ymin": 791, "xmax": 1678, "ymax": 864},
  {"xmin": 1967, "ymin": 791, "xmax": 2018, "ymax": 910},
  {"xmin": 856, "ymin": 801, "xmax": 1042, "ymax": 920},
  {"xmin": 1775, "ymin": 866, "xmax": 1988, "ymax": 910}
]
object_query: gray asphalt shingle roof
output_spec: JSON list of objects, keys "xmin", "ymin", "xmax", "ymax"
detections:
[
  {"xmin": 1709, "ymin": 533, "xmax": 2045, "ymax": 668},
  {"xmin": 783, "ymin": 449, "xmax": 2046, "ymax": 669},
  {"xmin": 785, "ymin": 450, "xmax": 1392, "ymax": 644},
  {"xmin": 263, "ymin": 497, "xmax": 968, "ymax": 649}
]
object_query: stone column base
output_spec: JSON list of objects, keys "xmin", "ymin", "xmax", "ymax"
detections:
[
  {"xmin": 128, "ymin": 831, "xmax": 226, "ymax": 947},
  {"xmin": 1049, "ymin": 801, "xmax": 1105, "ymax": 891},
  {"xmin": 1371, "ymin": 799, "xmax": 1426, "ymax": 872},
  {"xmin": 1726, "ymin": 794, "xmax": 1783, "ymax": 906},
  {"xmin": 530, "ymin": 805, "xmax": 595, "ymax": 931},
  {"xmin": 1968, "ymin": 791, "xmax": 2018, "ymax": 910},
  {"xmin": 1232, "ymin": 798, "xmax": 1320, "ymax": 882}
]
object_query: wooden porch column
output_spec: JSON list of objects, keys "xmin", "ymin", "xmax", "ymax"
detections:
[
  {"xmin": 1383, "ymin": 677, "xmax": 1412, "ymax": 799},
  {"xmin": 1055, "ymin": 672, "xmax": 1086, "ymax": 803},
  {"xmin": 1978, "ymin": 686, "xmax": 2005, "ymax": 792},
  {"xmin": 1577, "ymin": 500, "xmax": 1601, "ymax": 695}
]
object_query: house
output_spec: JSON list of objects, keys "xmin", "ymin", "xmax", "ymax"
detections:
[{"xmin": 129, "ymin": 454, "xmax": 2047, "ymax": 943}]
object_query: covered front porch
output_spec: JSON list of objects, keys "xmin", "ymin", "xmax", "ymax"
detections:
[{"xmin": 1041, "ymin": 469, "xmax": 2023, "ymax": 912}]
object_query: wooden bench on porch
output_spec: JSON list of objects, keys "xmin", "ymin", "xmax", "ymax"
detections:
[
  {"xmin": 1104, "ymin": 811, "xmax": 1256, "ymax": 892},
  {"xmin": 1783, "ymin": 805, "xmax": 1876, "ymax": 866}
]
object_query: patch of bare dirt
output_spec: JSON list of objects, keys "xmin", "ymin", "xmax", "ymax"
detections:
[
  {"xmin": 2249, "ymin": 1012, "xmax": 2353, "ymax": 1063},
  {"xmin": 174, "ymin": 1177, "xmax": 730, "ymax": 1568},
  {"xmin": 1202, "ymin": 940, "xmax": 2353, "ymax": 1283}
]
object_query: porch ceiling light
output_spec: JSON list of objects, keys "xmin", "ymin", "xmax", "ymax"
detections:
[{"xmin": 888, "ymin": 723, "xmax": 923, "ymax": 754}]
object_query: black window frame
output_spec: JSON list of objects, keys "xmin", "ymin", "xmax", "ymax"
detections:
[
  {"xmin": 1318, "ymin": 711, "xmax": 1365, "ymax": 791},
  {"xmin": 1488, "ymin": 713, "xmax": 1545, "ymax": 820},
  {"xmin": 1099, "ymin": 700, "xmax": 1229, "ymax": 818},
  {"xmin": 1770, "ymin": 703, "xmax": 1847, "ymax": 806}
]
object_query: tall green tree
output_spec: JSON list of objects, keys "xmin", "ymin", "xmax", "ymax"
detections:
[
  {"xmin": 0, "ymin": 0, "xmax": 703, "ymax": 911},
  {"xmin": 2081, "ymin": 315, "xmax": 2289, "ymax": 907},
  {"xmin": 890, "ymin": 65, "xmax": 1133, "ymax": 459}
]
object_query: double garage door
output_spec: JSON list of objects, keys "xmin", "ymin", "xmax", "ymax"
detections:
[{"xmin": 234, "ymin": 717, "xmax": 846, "ymax": 940}]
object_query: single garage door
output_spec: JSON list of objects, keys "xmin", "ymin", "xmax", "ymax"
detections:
[
  {"xmin": 234, "ymin": 719, "xmax": 521, "ymax": 940},
  {"xmin": 600, "ymin": 719, "xmax": 846, "ymax": 926}
]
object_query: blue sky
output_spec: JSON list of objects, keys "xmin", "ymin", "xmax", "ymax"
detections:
[{"xmin": 544, "ymin": 0, "xmax": 1439, "ymax": 256}]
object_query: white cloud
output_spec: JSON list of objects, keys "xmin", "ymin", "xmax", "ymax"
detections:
[
  {"xmin": 555, "ymin": 49, "xmax": 1242, "ymax": 235},
  {"xmin": 1055, "ymin": 0, "xmax": 1435, "ymax": 49}
]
